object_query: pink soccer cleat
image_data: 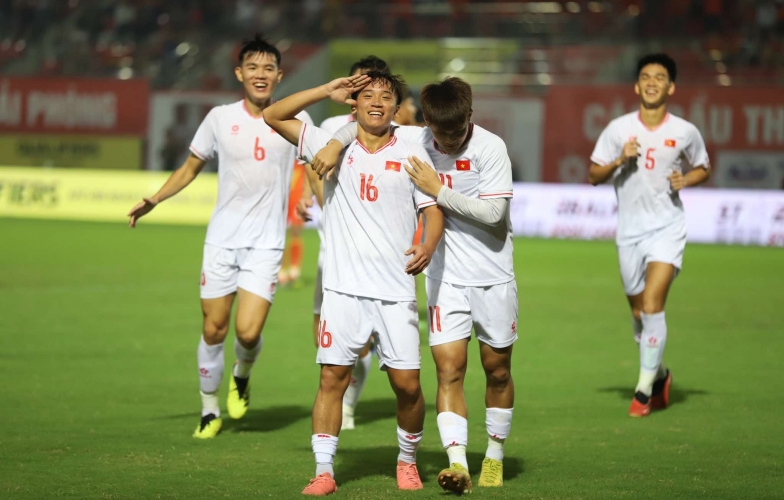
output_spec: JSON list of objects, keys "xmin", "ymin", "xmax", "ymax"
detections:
[
  {"xmin": 302, "ymin": 473, "xmax": 337, "ymax": 496},
  {"xmin": 396, "ymin": 461, "xmax": 423, "ymax": 490}
]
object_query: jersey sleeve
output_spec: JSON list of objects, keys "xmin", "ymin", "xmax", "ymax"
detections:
[
  {"xmin": 478, "ymin": 136, "xmax": 514, "ymax": 199},
  {"xmin": 683, "ymin": 124, "xmax": 710, "ymax": 170},
  {"xmin": 297, "ymin": 123, "xmax": 334, "ymax": 164},
  {"xmin": 409, "ymin": 142, "xmax": 438, "ymax": 210},
  {"xmin": 392, "ymin": 125, "xmax": 427, "ymax": 144},
  {"xmin": 295, "ymin": 111, "xmax": 315, "ymax": 164},
  {"xmin": 189, "ymin": 108, "xmax": 219, "ymax": 161},
  {"xmin": 590, "ymin": 121, "xmax": 620, "ymax": 166}
]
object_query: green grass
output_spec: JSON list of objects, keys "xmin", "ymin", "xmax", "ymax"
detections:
[{"xmin": 0, "ymin": 218, "xmax": 782, "ymax": 499}]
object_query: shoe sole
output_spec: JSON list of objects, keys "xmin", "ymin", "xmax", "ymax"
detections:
[{"xmin": 438, "ymin": 470, "xmax": 471, "ymax": 494}]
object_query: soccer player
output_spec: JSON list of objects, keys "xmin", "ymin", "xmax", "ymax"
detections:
[
  {"xmin": 278, "ymin": 160, "xmax": 310, "ymax": 288},
  {"xmin": 314, "ymin": 77, "xmax": 517, "ymax": 493},
  {"xmin": 127, "ymin": 35, "xmax": 313, "ymax": 438},
  {"xmin": 316, "ymin": 55, "xmax": 390, "ymax": 431},
  {"xmin": 588, "ymin": 53, "xmax": 710, "ymax": 417},
  {"xmin": 263, "ymin": 71, "xmax": 445, "ymax": 495}
]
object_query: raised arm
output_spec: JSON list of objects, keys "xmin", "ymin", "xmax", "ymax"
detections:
[{"xmin": 264, "ymin": 75, "xmax": 371, "ymax": 146}]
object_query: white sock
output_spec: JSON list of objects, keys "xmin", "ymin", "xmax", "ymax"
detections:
[
  {"xmin": 200, "ymin": 391, "xmax": 220, "ymax": 417},
  {"xmin": 397, "ymin": 427, "xmax": 423, "ymax": 464},
  {"xmin": 343, "ymin": 352, "xmax": 371, "ymax": 410},
  {"xmin": 233, "ymin": 337, "xmax": 262, "ymax": 379},
  {"xmin": 312, "ymin": 434, "xmax": 339, "ymax": 477},
  {"xmin": 637, "ymin": 312, "xmax": 667, "ymax": 396},
  {"xmin": 437, "ymin": 412, "xmax": 469, "ymax": 470},
  {"xmin": 632, "ymin": 315, "xmax": 643, "ymax": 344},
  {"xmin": 197, "ymin": 337, "xmax": 224, "ymax": 394},
  {"xmin": 485, "ymin": 407, "xmax": 513, "ymax": 461}
]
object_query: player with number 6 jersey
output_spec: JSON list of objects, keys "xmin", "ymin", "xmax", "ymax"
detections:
[
  {"xmin": 313, "ymin": 77, "xmax": 517, "ymax": 493},
  {"xmin": 263, "ymin": 71, "xmax": 444, "ymax": 495},
  {"xmin": 127, "ymin": 35, "xmax": 313, "ymax": 440},
  {"xmin": 589, "ymin": 53, "xmax": 710, "ymax": 418}
]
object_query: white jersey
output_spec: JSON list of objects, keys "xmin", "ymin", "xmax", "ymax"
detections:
[
  {"xmin": 392, "ymin": 124, "xmax": 515, "ymax": 286},
  {"xmin": 591, "ymin": 111, "xmax": 710, "ymax": 246},
  {"xmin": 190, "ymin": 100, "xmax": 313, "ymax": 249},
  {"xmin": 320, "ymin": 114, "xmax": 354, "ymax": 135},
  {"xmin": 298, "ymin": 124, "xmax": 437, "ymax": 301}
]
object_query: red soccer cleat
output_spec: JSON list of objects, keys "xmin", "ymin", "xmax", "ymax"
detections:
[
  {"xmin": 302, "ymin": 473, "xmax": 337, "ymax": 496},
  {"xmin": 651, "ymin": 370, "xmax": 672, "ymax": 410},
  {"xmin": 629, "ymin": 392, "xmax": 651, "ymax": 417},
  {"xmin": 396, "ymin": 461, "xmax": 423, "ymax": 490}
]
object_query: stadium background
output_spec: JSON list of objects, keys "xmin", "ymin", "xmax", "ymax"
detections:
[{"xmin": 1, "ymin": 1, "xmax": 782, "ymax": 499}]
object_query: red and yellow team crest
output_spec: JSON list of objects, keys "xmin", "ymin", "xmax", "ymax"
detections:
[
  {"xmin": 456, "ymin": 160, "xmax": 471, "ymax": 171},
  {"xmin": 664, "ymin": 139, "xmax": 676, "ymax": 148},
  {"xmin": 385, "ymin": 161, "xmax": 401, "ymax": 172}
]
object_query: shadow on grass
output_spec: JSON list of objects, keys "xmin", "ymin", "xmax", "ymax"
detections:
[
  {"xmin": 338, "ymin": 445, "xmax": 524, "ymax": 486},
  {"xmin": 598, "ymin": 386, "xmax": 709, "ymax": 405},
  {"xmin": 226, "ymin": 405, "xmax": 311, "ymax": 433},
  {"xmin": 354, "ymin": 398, "xmax": 436, "ymax": 427}
]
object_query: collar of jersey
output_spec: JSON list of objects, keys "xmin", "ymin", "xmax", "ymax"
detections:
[
  {"xmin": 637, "ymin": 111, "xmax": 669, "ymax": 132},
  {"xmin": 433, "ymin": 122, "xmax": 474, "ymax": 155},
  {"xmin": 242, "ymin": 100, "xmax": 266, "ymax": 120},
  {"xmin": 355, "ymin": 135, "xmax": 397, "ymax": 154}
]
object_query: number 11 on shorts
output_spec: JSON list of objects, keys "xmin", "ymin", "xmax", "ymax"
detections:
[{"xmin": 429, "ymin": 306, "xmax": 442, "ymax": 333}]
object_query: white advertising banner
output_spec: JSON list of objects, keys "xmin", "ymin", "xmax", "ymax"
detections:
[{"xmin": 510, "ymin": 184, "xmax": 784, "ymax": 247}]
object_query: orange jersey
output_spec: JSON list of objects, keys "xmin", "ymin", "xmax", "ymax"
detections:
[{"xmin": 287, "ymin": 161, "xmax": 307, "ymax": 227}]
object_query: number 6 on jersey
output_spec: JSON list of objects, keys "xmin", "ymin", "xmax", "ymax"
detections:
[{"xmin": 359, "ymin": 173, "xmax": 378, "ymax": 202}]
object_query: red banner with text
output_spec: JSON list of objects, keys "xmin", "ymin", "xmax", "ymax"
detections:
[
  {"xmin": 543, "ymin": 86, "xmax": 784, "ymax": 189},
  {"xmin": 0, "ymin": 77, "xmax": 149, "ymax": 136}
]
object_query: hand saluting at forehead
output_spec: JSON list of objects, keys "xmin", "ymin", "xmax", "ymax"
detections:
[{"xmin": 323, "ymin": 75, "xmax": 371, "ymax": 107}]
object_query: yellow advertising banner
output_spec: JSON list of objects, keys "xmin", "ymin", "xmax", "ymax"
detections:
[
  {"xmin": 0, "ymin": 135, "xmax": 142, "ymax": 170},
  {"xmin": 0, "ymin": 167, "xmax": 216, "ymax": 225}
]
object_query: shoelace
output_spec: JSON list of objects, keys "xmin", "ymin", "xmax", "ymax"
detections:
[
  {"xmin": 400, "ymin": 465, "xmax": 420, "ymax": 484},
  {"xmin": 483, "ymin": 461, "xmax": 502, "ymax": 482}
]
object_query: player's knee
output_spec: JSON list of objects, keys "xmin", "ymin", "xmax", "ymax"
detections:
[
  {"xmin": 234, "ymin": 325, "xmax": 261, "ymax": 347},
  {"xmin": 436, "ymin": 364, "xmax": 465, "ymax": 386},
  {"xmin": 202, "ymin": 319, "xmax": 229, "ymax": 344},
  {"xmin": 391, "ymin": 377, "xmax": 422, "ymax": 403},
  {"xmin": 641, "ymin": 299, "xmax": 664, "ymax": 315},
  {"xmin": 485, "ymin": 364, "xmax": 511, "ymax": 388},
  {"xmin": 319, "ymin": 366, "xmax": 351, "ymax": 393}
]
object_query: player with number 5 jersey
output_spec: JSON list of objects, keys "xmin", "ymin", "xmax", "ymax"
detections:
[
  {"xmin": 313, "ymin": 77, "xmax": 517, "ymax": 494},
  {"xmin": 127, "ymin": 35, "xmax": 312, "ymax": 440},
  {"xmin": 263, "ymin": 71, "xmax": 444, "ymax": 495},
  {"xmin": 589, "ymin": 53, "xmax": 710, "ymax": 418}
]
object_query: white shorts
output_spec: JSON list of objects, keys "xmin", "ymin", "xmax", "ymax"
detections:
[
  {"xmin": 200, "ymin": 244, "xmax": 282, "ymax": 302},
  {"xmin": 313, "ymin": 265, "xmax": 323, "ymax": 315},
  {"xmin": 425, "ymin": 278, "xmax": 519, "ymax": 348},
  {"xmin": 316, "ymin": 290, "xmax": 420, "ymax": 370},
  {"xmin": 617, "ymin": 224, "xmax": 686, "ymax": 296}
]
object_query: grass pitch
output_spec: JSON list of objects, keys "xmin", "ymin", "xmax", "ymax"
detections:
[{"xmin": 0, "ymin": 218, "xmax": 782, "ymax": 499}]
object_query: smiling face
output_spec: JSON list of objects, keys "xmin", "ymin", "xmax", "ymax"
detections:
[
  {"xmin": 235, "ymin": 51, "xmax": 282, "ymax": 105},
  {"xmin": 635, "ymin": 63, "xmax": 674, "ymax": 109},
  {"xmin": 355, "ymin": 80, "xmax": 399, "ymax": 134}
]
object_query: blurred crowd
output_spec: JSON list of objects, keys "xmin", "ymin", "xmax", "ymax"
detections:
[{"xmin": 0, "ymin": 0, "xmax": 782, "ymax": 88}]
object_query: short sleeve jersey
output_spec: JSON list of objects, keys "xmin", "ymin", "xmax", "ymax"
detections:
[
  {"xmin": 190, "ymin": 100, "xmax": 313, "ymax": 249},
  {"xmin": 319, "ymin": 114, "xmax": 354, "ymax": 135},
  {"xmin": 393, "ymin": 124, "xmax": 515, "ymax": 286},
  {"xmin": 298, "ymin": 124, "xmax": 437, "ymax": 301},
  {"xmin": 591, "ymin": 111, "xmax": 710, "ymax": 245}
]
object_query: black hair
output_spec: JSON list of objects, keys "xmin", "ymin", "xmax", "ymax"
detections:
[
  {"xmin": 349, "ymin": 55, "xmax": 390, "ymax": 76},
  {"xmin": 238, "ymin": 34, "xmax": 281, "ymax": 67},
  {"xmin": 351, "ymin": 70, "xmax": 407, "ymax": 105},
  {"xmin": 636, "ymin": 53, "xmax": 677, "ymax": 82}
]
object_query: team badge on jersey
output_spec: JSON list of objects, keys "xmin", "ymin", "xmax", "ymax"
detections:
[
  {"xmin": 385, "ymin": 161, "xmax": 401, "ymax": 172},
  {"xmin": 456, "ymin": 160, "xmax": 471, "ymax": 171},
  {"xmin": 664, "ymin": 139, "xmax": 676, "ymax": 147}
]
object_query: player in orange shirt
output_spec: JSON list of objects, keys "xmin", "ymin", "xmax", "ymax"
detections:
[{"xmin": 279, "ymin": 159, "xmax": 311, "ymax": 287}]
